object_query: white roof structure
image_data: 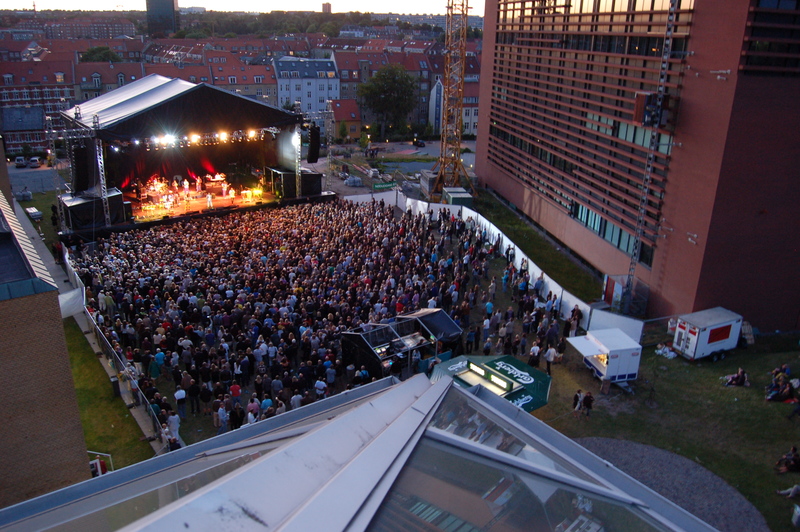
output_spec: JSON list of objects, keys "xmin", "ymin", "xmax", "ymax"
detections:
[
  {"xmin": 0, "ymin": 375, "xmax": 718, "ymax": 532},
  {"xmin": 65, "ymin": 75, "xmax": 196, "ymax": 131},
  {"xmin": 678, "ymin": 307, "xmax": 743, "ymax": 328}
]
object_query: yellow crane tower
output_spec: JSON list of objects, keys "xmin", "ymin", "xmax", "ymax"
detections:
[{"xmin": 431, "ymin": 0, "xmax": 474, "ymax": 200}]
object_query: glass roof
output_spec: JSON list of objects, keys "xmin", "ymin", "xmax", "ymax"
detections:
[
  {"xmin": 427, "ymin": 388, "xmax": 599, "ymax": 485},
  {"xmin": 369, "ymin": 437, "xmax": 665, "ymax": 532}
]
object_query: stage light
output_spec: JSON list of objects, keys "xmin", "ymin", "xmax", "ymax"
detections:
[
  {"xmin": 292, "ymin": 132, "xmax": 300, "ymax": 148},
  {"xmin": 190, "ymin": 134, "xmax": 200, "ymax": 144},
  {"xmin": 112, "ymin": 146, "xmax": 120, "ymax": 153},
  {"xmin": 219, "ymin": 132, "xmax": 228, "ymax": 142},
  {"xmin": 134, "ymin": 139, "xmax": 140, "ymax": 145},
  {"xmin": 162, "ymin": 135, "xmax": 175, "ymax": 146},
  {"xmin": 248, "ymin": 130, "xmax": 257, "ymax": 139}
]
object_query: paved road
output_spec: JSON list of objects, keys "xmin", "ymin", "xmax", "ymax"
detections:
[{"xmin": 5, "ymin": 162, "xmax": 68, "ymax": 195}]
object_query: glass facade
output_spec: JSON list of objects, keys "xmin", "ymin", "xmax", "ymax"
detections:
[{"xmin": 146, "ymin": 0, "xmax": 180, "ymax": 36}]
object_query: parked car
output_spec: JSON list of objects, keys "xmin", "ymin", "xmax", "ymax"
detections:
[
  {"xmin": 412, "ymin": 139, "xmax": 426, "ymax": 148},
  {"xmin": 14, "ymin": 156, "xmax": 27, "ymax": 168},
  {"xmin": 28, "ymin": 157, "xmax": 42, "ymax": 168}
]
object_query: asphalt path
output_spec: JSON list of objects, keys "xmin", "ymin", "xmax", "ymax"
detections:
[{"xmin": 5, "ymin": 162, "xmax": 68, "ymax": 194}]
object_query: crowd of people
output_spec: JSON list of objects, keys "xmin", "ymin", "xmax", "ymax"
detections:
[{"xmin": 69, "ymin": 197, "xmax": 571, "ymax": 449}]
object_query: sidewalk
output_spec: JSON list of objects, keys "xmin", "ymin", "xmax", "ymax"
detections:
[{"xmin": 12, "ymin": 196, "xmax": 162, "ymax": 455}]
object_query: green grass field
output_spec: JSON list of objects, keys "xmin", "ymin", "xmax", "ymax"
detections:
[
  {"xmin": 536, "ymin": 336, "xmax": 800, "ymax": 532},
  {"xmin": 65, "ymin": 317, "xmax": 154, "ymax": 469},
  {"xmin": 472, "ymin": 189, "xmax": 602, "ymax": 302}
]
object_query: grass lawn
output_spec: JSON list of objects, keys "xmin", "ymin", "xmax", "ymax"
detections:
[
  {"xmin": 472, "ymin": 189, "xmax": 602, "ymax": 302},
  {"xmin": 18, "ymin": 189, "xmax": 60, "ymax": 256},
  {"xmin": 534, "ymin": 335, "xmax": 800, "ymax": 532},
  {"xmin": 65, "ymin": 317, "xmax": 154, "ymax": 469}
]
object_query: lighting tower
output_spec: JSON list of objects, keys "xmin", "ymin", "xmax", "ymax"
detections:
[{"xmin": 431, "ymin": 0, "xmax": 473, "ymax": 199}]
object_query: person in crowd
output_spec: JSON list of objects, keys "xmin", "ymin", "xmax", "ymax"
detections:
[
  {"xmin": 572, "ymin": 389, "xmax": 583, "ymax": 419},
  {"xmin": 581, "ymin": 391, "xmax": 594, "ymax": 418}
]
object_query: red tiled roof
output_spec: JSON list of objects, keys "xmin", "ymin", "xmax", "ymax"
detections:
[{"xmin": 331, "ymin": 99, "xmax": 361, "ymax": 121}]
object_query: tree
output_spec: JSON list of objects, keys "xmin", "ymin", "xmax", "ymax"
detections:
[
  {"xmin": 80, "ymin": 46, "xmax": 123, "ymax": 63},
  {"xmin": 357, "ymin": 64, "xmax": 417, "ymax": 140},
  {"xmin": 338, "ymin": 120, "xmax": 348, "ymax": 142}
]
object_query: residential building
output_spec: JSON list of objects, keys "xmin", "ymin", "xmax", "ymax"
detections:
[
  {"xmin": 0, "ymin": 61, "xmax": 73, "ymax": 154},
  {"xmin": 476, "ymin": 0, "xmax": 800, "ymax": 330},
  {"xmin": 273, "ymin": 57, "xmax": 339, "ymax": 134},
  {"xmin": 387, "ymin": 52, "xmax": 432, "ymax": 126},
  {"xmin": 330, "ymin": 98, "xmax": 361, "ymax": 141},
  {"xmin": 322, "ymin": 3, "xmax": 332, "ymax": 14},
  {"xmin": 331, "ymin": 50, "xmax": 387, "ymax": 100},
  {"xmin": 73, "ymin": 62, "xmax": 146, "ymax": 101}
]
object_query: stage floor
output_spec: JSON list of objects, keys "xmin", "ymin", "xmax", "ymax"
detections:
[{"xmin": 129, "ymin": 191, "xmax": 274, "ymax": 222}]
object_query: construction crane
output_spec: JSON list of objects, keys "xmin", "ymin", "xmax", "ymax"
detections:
[
  {"xmin": 621, "ymin": 0, "xmax": 679, "ymax": 315},
  {"xmin": 431, "ymin": 0, "xmax": 474, "ymax": 199}
]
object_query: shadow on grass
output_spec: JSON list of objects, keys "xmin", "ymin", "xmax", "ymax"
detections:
[
  {"xmin": 65, "ymin": 317, "xmax": 154, "ymax": 469},
  {"xmin": 472, "ymin": 190, "xmax": 602, "ymax": 302}
]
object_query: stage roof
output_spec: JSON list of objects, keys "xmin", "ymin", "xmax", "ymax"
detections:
[{"xmin": 61, "ymin": 74, "xmax": 301, "ymax": 141}]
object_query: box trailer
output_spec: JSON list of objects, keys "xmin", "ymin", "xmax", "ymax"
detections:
[
  {"xmin": 567, "ymin": 329, "xmax": 641, "ymax": 383},
  {"xmin": 672, "ymin": 307, "xmax": 743, "ymax": 361}
]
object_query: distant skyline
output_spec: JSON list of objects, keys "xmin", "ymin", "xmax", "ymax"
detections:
[{"xmin": 10, "ymin": 0, "xmax": 485, "ymax": 18}]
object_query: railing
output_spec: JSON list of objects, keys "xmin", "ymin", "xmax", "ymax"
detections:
[
  {"xmin": 87, "ymin": 450, "xmax": 115, "ymax": 474},
  {"xmin": 640, "ymin": 315, "xmax": 679, "ymax": 347},
  {"xmin": 63, "ymin": 246, "xmax": 165, "ymax": 449}
]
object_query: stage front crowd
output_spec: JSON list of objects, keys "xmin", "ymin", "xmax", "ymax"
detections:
[{"xmin": 70, "ymin": 197, "xmax": 572, "ymax": 450}]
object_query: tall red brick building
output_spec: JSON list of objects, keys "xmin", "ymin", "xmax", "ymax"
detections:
[
  {"xmin": 476, "ymin": 0, "xmax": 799, "ymax": 331},
  {"xmin": 0, "ymin": 139, "xmax": 89, "ymax": 508}
]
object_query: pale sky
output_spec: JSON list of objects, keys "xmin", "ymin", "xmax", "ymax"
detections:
[{"xmin": 12, "ymin": 0, "xmax": 485, "ymax": 18}]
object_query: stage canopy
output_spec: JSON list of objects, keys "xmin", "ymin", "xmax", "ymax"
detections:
[{"xmin": 61, "ymin": 74, "xmax": 301, "ymax": 142}]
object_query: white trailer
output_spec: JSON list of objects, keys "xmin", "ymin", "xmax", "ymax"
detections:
[
  {"xmin": 567, "ymin": 329, "xmax": 641, "ymax": 383},
  {"xmin": 672, "ymin": 307, "xmax": 743, "ymax": 361}
]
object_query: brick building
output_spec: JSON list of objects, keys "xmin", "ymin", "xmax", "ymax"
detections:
[
  {"xmin": 476, "ymin": 0, "xmax": 800, "ymax": 330},
  {"xmin": 0, "ymin": 145, "xmax": 89, "ymax": 508}
]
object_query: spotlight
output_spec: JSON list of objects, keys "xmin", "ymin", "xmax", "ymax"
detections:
[
  {"xmin": 219, "ymin": 132, "xmax": 228, "ymax": 142},
  {"xmin": 248, "ymin": 130, "xmax": 257, "ymax": 139},
  {"xmin": 190, "ymin": 134, "xmax": 200, "ymax": 144}
]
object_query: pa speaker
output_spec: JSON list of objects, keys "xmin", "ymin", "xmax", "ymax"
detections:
[{"xmin": 307, "ymin": 125, "xmax": 320, "ymax": 164}]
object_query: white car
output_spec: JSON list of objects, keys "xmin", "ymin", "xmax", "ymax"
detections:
[{"xmin": 28, "ymin": 157, "xmax": 42, "ymax": 168}]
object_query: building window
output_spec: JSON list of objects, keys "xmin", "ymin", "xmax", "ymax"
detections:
[
  {"xmin": 189, "ymin": 76, "xmax": 197, "ymax": 83},
  {"xmin": 341, "ymin": 70, "xmax": 349, "ymax": 79},
  {"xmin": 117, "ymin": 73, "xmax": 125, "ymax": 86},
  {"xmin": 55, "ymin": 72, "xmax": 65, "ymax": 83},
  {"xmin": 3, "ymin": 74, "xmax": 12, "ymax": 85},
  {"xmin": 254, "ymin": 75, "xmax": 264, "ymax": 83},
  {"xmin": 256, "ymin": 88, "xmax": 263, "ymax": 96},
  {"xmin": 228, "ymin": 76, "xmax": 237, "ymax": 84},
  {"xmin": 92, "ymin": 74, "xmax": 102, "ymax": 88}
]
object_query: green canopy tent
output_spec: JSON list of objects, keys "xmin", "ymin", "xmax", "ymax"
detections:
[{"xmin": 430, "ymin": 355, "xmax": 551, "ymax": 412}]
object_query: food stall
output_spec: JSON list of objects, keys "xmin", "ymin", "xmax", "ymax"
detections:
[
  {"xmin": 430, "ymin": 355, "xmax": 551, "ymax": 412},
  {"xmin": 567, "ymin": 329, "xmax": 641, "ymax": 383},
  {"xmin": 672, "ymin": 307, "xmax": 743, "ymax": 361},
  {"xmin": 341, "ymin": 309, "xmax": 462, "ymax": 379}
]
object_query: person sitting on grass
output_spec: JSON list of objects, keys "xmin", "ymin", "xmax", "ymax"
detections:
[
  {"xmin": 724, "ymin": 368, "xmax": 749, "ymax": 387},
  {"xmin": 775, "ymin": 446, "xmax": 800, "ymax": 473},
  {"xmin": 777, "ymin": 484, "xmax": 800, "ymax": 498},
  {"xmin": 766, "ymin": 380, "xmax": 793, "ymax": 402}
]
